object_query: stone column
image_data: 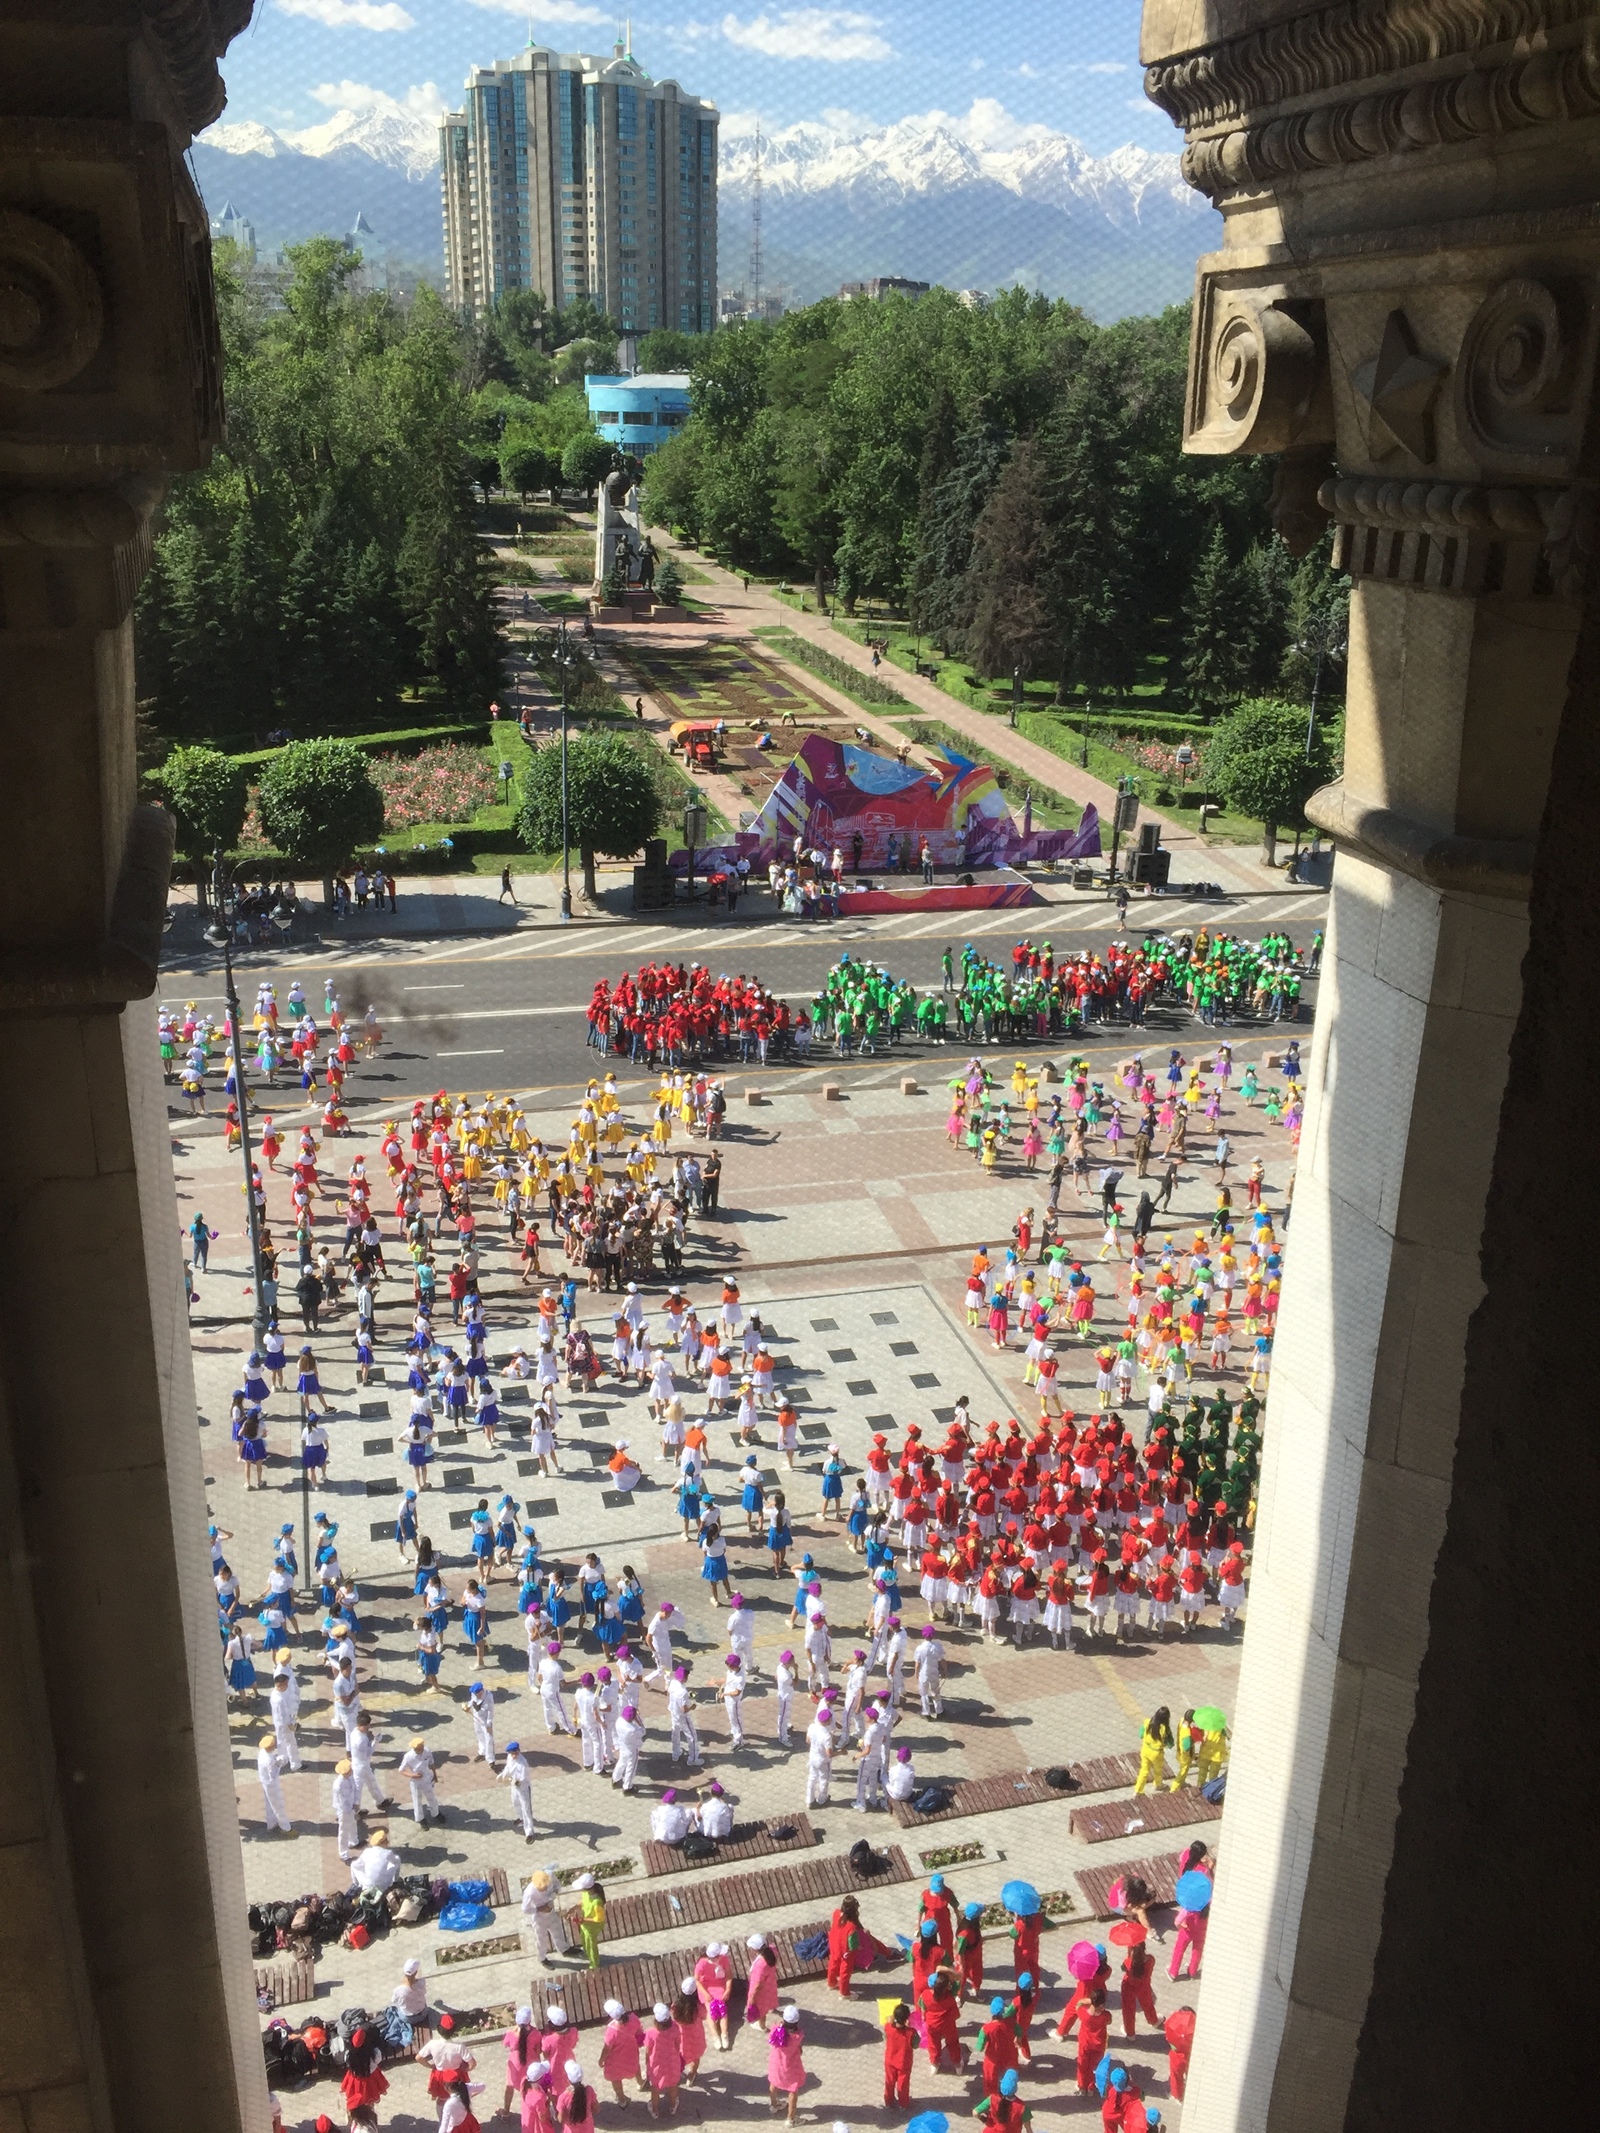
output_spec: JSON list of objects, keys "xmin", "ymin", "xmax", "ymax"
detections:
[
  {"xmin": 1140, "ymin": 4, "xmax": 1600, "ymax": 2125},
  {"xmin": 1, "ymin": 8, "xmax": 263, "ymax": 2132}
]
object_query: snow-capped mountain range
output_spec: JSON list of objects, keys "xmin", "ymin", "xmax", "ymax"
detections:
[
  {"xmin": 717, "ymin": 118, "xmax": 1197, "ymax": 223},
  {"xmin": 192, "ymin": 104, "xmax": 1215, "ymax": 318}
]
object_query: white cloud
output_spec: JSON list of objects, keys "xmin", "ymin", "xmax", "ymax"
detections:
[
  {"xmin": 276, "ymin": 0, "xmax": 415, "ymax": 28},
  {"xmin": 1081, "ymin": 61, "xmax": 1129, "ymax": 74},
  {"xmin": 308, "ymin": 76, "xmax": 448, "ymax": 117},
  {"xmin": 1127, "ymin": 94, "xmax": 1169, "ymax": 116},
  {"xmin": 817, "ymin": 104, "xmax": 880, "ymax": 137},
  {"xmin": 719, "ymin": 10, "xmax": 892, "ymax": 63},
  {"xmin": 461, "ymin": 0, "xmax": 610, "ymax": 20},
  {"xmin": 920, "ymin": 97, "xmax": 1054, "ymax": 152}
]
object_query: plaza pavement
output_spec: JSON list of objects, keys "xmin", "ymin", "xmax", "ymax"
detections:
[{"xmin": 178, "ymin": 1042, "xmax": 1298, "ymax": 2129}]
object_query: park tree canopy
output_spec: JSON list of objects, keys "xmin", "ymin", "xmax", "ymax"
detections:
[
  {"xmin": 134, "ymin": 238, "xmax": 501, "ymax": 741},
  {"xmin": 1203, "ymin": 697, "xmax": 1335, "ymax": 866},
  {"xmin": 257, "ymin": 738, "xmax": 385, "ymax": 908},
  {"xmin": 517, "ymin": 730, "xmax": 664, "ymax": 902},
  {"xmin": 639, "ymin": 289, "xmax": 1347, "ymax": 712}
]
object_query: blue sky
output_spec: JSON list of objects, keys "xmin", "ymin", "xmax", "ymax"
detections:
[{"xmin": 218, "ymin": 0, "xmax": 1171, "ymax": 153}]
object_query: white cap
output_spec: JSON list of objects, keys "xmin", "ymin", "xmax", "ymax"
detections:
[
  {"xmin": 545, "ymin": 2008, "xmax": 567, "ymax": 2027},
  {"xmin": 603, "ymin": 1999, "xmax": 625, "ymax": 2020},
  {"xmin": 782, "ymin": 2004, "xmax": 801, "ymax": 2024},
  {"xmin": 746, "ymin": 1932, "xmax": 766, "ymax": 1950},
  {"xmin": 706, "ymin": 1941, "xmax": 728, "ymax": 1957},
  {"xmin": 514, "ymin": 2004, "xmax": 533, "ymax": 2024},
  {"xmin": 652, "ymin": 2002, "xmax": 671, "ymax": 2021},
  {"xmin": 564, "ymin": 2061, "xmax": 583, "ymax": 2084},
  {"xmin": 403, "ymin": 1960, "xmax": 422, "ymax": 1978}
]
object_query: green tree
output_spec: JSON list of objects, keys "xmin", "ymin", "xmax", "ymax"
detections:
[
  {"xmin": 500, "ymin": 430, "xmax": 562, "ymax": 499},
  {"xmin": 963, "ymin": 439, "xmax": 1062, "ymax": 682},
  {"xmin": 1202, "ymin": 696, "xmax": 1333, "ymax": 867},
  {"xmin": 552, "ymin": 336, "xmax": 616, "ymax": 387},
  {"xmin": 1181, "ymin": 525, "xmax": 1264, "ymax": 713},
  {"xmin": 517, "ymin": 730, "xmax": 664, "ymax": 901},
  {"xmin": 154, "ymin": 745, "xmax": 249, "ymax": 901},
  {"xmin": 654, "ymin": 553, "xmax": 685, "ymax": 606},
  {"xmin": 562, "ymin": 430, "xmax": 618, "ymax": 497},
  {"xmin": 637, "ymin": 328, "xmax": 705, "ymax": 371},
  {"xmin": 257, "ymin": 738, "xmax": 385, "ymax": 907},
  {"xmin": 639, "ymin": 425, "xmax": 705, "ymax": 540}
]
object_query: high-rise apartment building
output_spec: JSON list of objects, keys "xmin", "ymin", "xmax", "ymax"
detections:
[{"xmin": 438, "ymin": 38, "xmax": 717, "ymax": 335}]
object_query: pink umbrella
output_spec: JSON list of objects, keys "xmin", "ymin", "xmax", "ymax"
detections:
[{"xmin": 1067, "ymin": 1941, "xmax": 1102, "ymax": 1982}]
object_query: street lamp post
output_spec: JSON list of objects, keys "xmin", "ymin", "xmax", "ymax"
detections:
[
  {"xmin": 1299, "ymin": 613, "xmax": 1349, "ymax": 761},
  {"xmin": 558, "ymin": 619, "xmax": 573, "ymax": 924},
  {"xmin": 207, "ymin": 850, "xmax": 267, "ymax": 1348}
]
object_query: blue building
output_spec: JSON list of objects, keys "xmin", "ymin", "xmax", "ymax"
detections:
[{"xmin": 584, "ymin": 371, "xmax": 690, "ymax": 457}]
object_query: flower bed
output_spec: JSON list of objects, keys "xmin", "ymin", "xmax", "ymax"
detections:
[
  {"xmin": 435, "ymin": 1932, "xmax": 523, "ymax": 1968},
  {"xmin": 550, "ymin": 1856, "xmax": 635, "ymax": 1888},
  {"xmin": 373, "ymin": 744, "xmax": 499, "ymax": 830},
  {"xmin": 919, "ymin": 1840, "xmax": 986, "ymax": 1870}
]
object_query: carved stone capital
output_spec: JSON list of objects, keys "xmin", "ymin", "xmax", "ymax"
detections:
[
  {"xmin": 0, "ymin": 118, "xmax": 224, "ymax": 487},
  {"xmin": 1146, "ymin": 2, "xmax": 1600, "ymax": 201},
  {"xmin": 1186, "ymin": 283, "xmax": 1335, "ymax": 455}
]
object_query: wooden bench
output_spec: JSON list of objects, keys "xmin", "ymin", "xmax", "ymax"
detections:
[
  {"xmin": 889, "ymin": 1753, "xmax": 1142, "ymax": 1828},
  {"xmin": 538, "ymin": 1912, "xmax": 879, "ymax": 2029},
  {"xmin": 1068, "ymin": 1786, "xmax": 1225, "ymax": 1845},
  {"xmin": 565, "ymin": 1845, "xmax": 911, "ymax": 1944},
  {"xmin": 255, "ymin": 1959, "xmax": 317, "ymax": 2009},
  {"xmin": 1075, "ymin": 1849, "xmax": 1217, "ymax": 1920},
  {"xmin": 642, "ymin": 1815, "xmax": 817, "ymax": 1877}
]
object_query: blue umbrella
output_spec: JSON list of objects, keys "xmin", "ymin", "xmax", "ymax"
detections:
[
  {"xmin": 1174, "ymin": 1871, "xmax": 1214, "ymax": 1911},
  {"xmin": 907, "ymin": 2117, "xmax": 949, "ymax": 2133},
  {"xmin": 1001, "ymin": 1879, "xmax": 1040, "ymax": 1917}
]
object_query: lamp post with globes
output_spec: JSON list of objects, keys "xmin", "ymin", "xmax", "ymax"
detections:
[
  {"xmin": 206, "ymin": 848, "xmax": 268, "ymax": 1345},
  {"xmin": 553, "ymin": 620, "xmax": 577, "ymax": 923}
]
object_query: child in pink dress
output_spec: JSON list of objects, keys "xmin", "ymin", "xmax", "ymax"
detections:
[
  {"xmin": 743, "ymin": 1932, "xmax": 780, "ymax": 2032},
  {"xmin": 644, "ymin": 2006, "xmax": 683, "ymax": 2118},
  {"xmin": 766, "ymin": 2008, "xmax": 807, "ymax": 2125},
  {"xmin": 671, "ymin": 1982, "xmax": 706, "ymax": 2085},
  {"xmin": 693, "ymin": 1941, "xmax": 734, "ymax": 2050},
  {"xmin": 598, "ymin": 2001, "xmax": 647, "ymax": 2107}
]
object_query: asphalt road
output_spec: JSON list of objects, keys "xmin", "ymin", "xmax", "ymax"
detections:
[{"xmin": 159, "ymin": 888, "xmax": 1326, "ymax": 1118}]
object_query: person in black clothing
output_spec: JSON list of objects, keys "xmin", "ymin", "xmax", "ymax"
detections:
[
  {"xmin": 1153, "ymin": 1160, "xmax": 1180, "ymax": 1214},
  {"xmin": 701, "ymin": 1151, "xmax": 722, "ymax": 1212},
  {"xmin": 1132, "ymin": 1191, "xmax": 1155, "ymax": 1242},
  {"xmin": 296, "ymin": 1266, "xmax": 322, "ymax": 1334}
]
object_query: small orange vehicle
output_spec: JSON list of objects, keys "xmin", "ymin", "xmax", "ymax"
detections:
[{"xmin": 668, "ymin": 718, "xmax": 723, "ymax": 771}]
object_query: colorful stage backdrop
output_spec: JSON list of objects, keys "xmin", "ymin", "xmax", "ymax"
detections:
[{"xmin": 681, "ymin": 737, "xmax": 1102, "ymax": 874}]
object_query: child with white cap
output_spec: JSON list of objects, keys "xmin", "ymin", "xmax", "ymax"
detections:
[
  {"xmin": 391, "ymin": 1957, "xmax": 427, "ymax": 2025},
  {"xmin": 766, "ymin": 2007, "xmax": 807, "ymax": 2124},
  {"xmin": 599, "ymin": 2002, "xmax": 648, "ymax": 2107},
  {"xmin": 670, "ymin": 1982, "xmax": 705, "ymax": 2086},
  {"xmin": 520, "ymin": 1871, "xmax": 566, "ymax": 1964},
  {"xmin": 503, "ymin": 2007, "xmax": 539, "ymax": 2115},
  {"xmin": 744, "ymin": 1932, "xmax": 780, "ymax": 2033}
]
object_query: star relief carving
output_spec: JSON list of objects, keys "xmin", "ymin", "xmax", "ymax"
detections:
[{"xmin": 1353, "ymin": 309, "xmax": 1447, "ymax": 463}]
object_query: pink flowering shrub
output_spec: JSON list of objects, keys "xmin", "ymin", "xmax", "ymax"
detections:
[{"xmin": 373, "ymin": 746, "xmax": 498, "ymax": 829}]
